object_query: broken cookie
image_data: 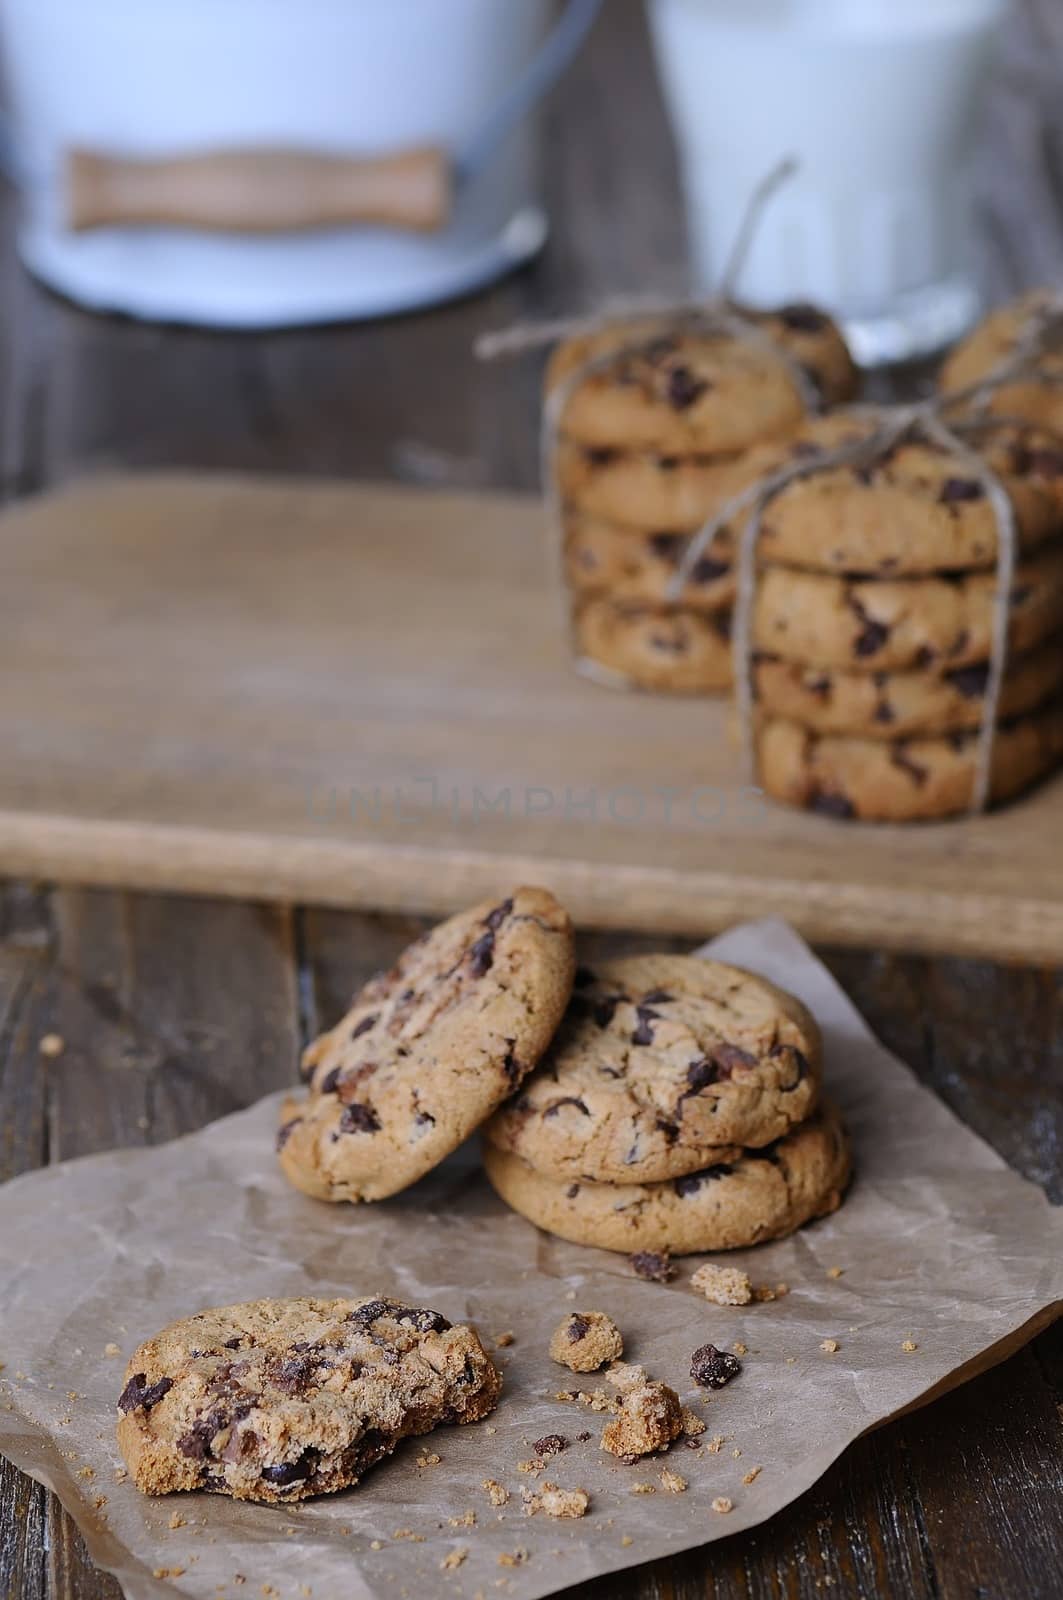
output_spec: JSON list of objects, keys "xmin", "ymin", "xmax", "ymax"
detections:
[{"xmin": 549, "ymin": 1311, "xmax": 624, "ymax": 1373}]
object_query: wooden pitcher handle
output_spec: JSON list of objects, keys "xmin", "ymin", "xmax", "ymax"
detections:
[{"xmin": 65, "ymin": 146, "xmax": 453, "ymax": 234}]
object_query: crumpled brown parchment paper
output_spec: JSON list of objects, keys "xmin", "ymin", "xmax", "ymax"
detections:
[{"xmin": 1, "ymin": 919, "xmax": 1061, "ymax": 1600}]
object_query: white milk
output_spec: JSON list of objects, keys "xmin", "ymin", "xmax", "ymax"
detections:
[{"xmin": 647, "ymin": 0, "xmax": 1008, "ymax": 361}]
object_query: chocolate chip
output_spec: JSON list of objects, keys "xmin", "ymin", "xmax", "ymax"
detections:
[
  {"xmin": 350, "ymin": 1014, "xmax": 377, "ymax": 1041},
  {"xmin": 261, "ymin": 1449, "xmax": 318, "ymax": 1488},
  {"xmin": 629, "ymin": 1251, "xmax": 676, "ymax": 1282},
  {"xmin": 631, "ymin": 1006, "xmax": 659, "ymax": 1046},
  {"xmin": 946, "ymin": 662, "xmax": 990, "ymax": 698},
  {"xmin": 684, "ymin": 1057, "xmax": 719, "ymax": 1093},
  {"xmin": 177, "ymin": 1422, "xmax": 213, "ymax": 1461},
  {"xmin": 319, "ymin": 1067, "xmax": 342, "ymax": 1095},
  {"xmin": 594, "ymin": 997, "xmax": 619, "ymax": 1028},
  {"xmin": 223, "ymin": 1337, "xmax": 242, "ymax": 1350},
  {"xmin": 347, "ymin": 1299, "xmax": 392, "ymax": 1326},
  {"xmin": 649, "ymin": 532, "xmax": 684, "ymax": 563},
  {"xmin": 854, "ymin": 619, "xmax": 890, "ymax": 657},
  {"xmin": 567, "ymin": 1315, "xmax": 591, "ymax": 1342},
  {"xmin": 779, "ymin": 303, "xmax": 828, "ymax": 332},
  {"xmin": 690, "ymin": 1344, "xmax": 742, "ymax": 1389},
  {"xmin": 533, "ymin": 1433, "xmax": 568, "ymax": 1458},
  {"xmin": 338, "ymin": 1102, "xmax": 380, "ymax": 1135},
  {"xmin": 573, "ymin": 966, "xmax": 597, "ymax": 988},
  {"xmin": 692, "ymin": 555, "xmax": 729, "ymax": 585},
  {"xmin": 586, "ymin": 446, "xmax": 618, "ymax": 467},
  {"xmin": 274, "ymin": 1355, "xmax": 316, "ymax": 1395},
  {"xmin": 501, "ymin": 1046, "xmax": 522, "ymax": 1086},
  {"xmin": 485, "ymin": 898, "xmax": 514, "ymax": 931},
  {"xmin": 712, "ymin": 1043, "xmax": 757, "ymax": 1076},
  {"xmin": 873, "ymin": 700, "xmax": 896, "ymax": 724},
  {"xmin": 890, "ymin": 745, "xmax": 930, "ymax": 786},
  {"xmin": 275, "ymin": 1117, "xmax": 301, "ymax": 1152},
  {"xmin": 641, "ymin": 989, "xmax": 674, "ymax": 1005},
  {"xmin": 940, "ymin": 477, "xmax": 984, "ymax": 503},
  {"xmin": 118, "ymin": 1373, "xmax": 173, "ymax": 1415},
  {"xmin": 658, "ymin": 456, "xmax": 680, "ymax": 471},
  {"xmin": 666, "ymin": 365, "xmax": 709, "ymax": 410},
  {"xmin": 565, "ymin": 1183, "xmax": 581, "ymax": 1200},
  {"xmin": 576, "ymin": 1430, "xmax": 592, "ymax": 1442},
  {"xmin": 394, "ymin": 1307, "xmax": 451, "ymax": 1334},
  {"xmin": 673, "ymin": 1172, "xmax": 705, "ymax": 1197},
  {"xmin": 810, "ymin": 789, "xmax": 855, "ymax": 819},
  {"xmin": 467, "ymin": 929, "xmax": 495, "ymax": 976},
  {"xmin": 414, "ymin": 1109, "xmax": 436, "ymax": 1129},
  {"xmin": 544, "ymin": 1096, "xmax": 591, "ymax": 1118}
]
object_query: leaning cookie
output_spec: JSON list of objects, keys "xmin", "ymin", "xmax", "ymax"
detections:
[
  {"xmin": 484, "ymin": 1104, "xmax": 851, "ymax": 1255},
  {"xmin": 546, "ymin": 306, "xmax": 856, "ymax": 455},
  {"xmin": 117, "ymin": 1295, "xmax": 501, "ymax": 1503},
  {"xmin": 757, "ymin": 702, "xmax": 1063, "ymax": 821},
  {"xmin": 278, "ymin": 887, "xmax": 575, "ymax": 1202},
  {"xmin": 574, "ymin": 597, "xmax": 733, "ymax": 693},
  {"xmin": 940, "ymin": 289, "xmax": 1063, "ymax": 437},
  {"xmin": 485, "ymin": 956, "xmax": 821, "ymax": 1184}
]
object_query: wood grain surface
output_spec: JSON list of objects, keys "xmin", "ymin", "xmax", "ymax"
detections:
[
  {"xmin": 1, "ymin": 2, "xmax": 1062, "ymax": 1598},
  {"xmin": 3, "ymin": 471, "xmax": 1063, "ymax": 961}
]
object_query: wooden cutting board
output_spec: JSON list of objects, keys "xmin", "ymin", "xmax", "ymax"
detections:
[{"xmin": 3, "ymin": 471, "xmax": 1062, "ymax": 961}]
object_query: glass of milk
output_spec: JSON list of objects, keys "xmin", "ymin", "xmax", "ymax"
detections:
[{"xmin": 647, "ymin": 0, "xmax": 1008, "ymax": 364}]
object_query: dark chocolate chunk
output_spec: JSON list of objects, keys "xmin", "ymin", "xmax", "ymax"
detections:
[
  {"xmin": 261, "ymin": 1449, "xmax": 318, "ymax": 1488},
  {"xmin": 712, "ymin": 1043, "xmax": 757, "ymax": 1076},
  {"xmin": 118, "ymin": 1373, "xmax": 173, "ymax": 1415},
  {"xmin": 338, "ymin": 1102, "xmax": 380, "ymax": 1135},
  {"xmin": 533, "ymin": 1433, "xmax": 568, "ymax": 1457},
  {"xmin": 544, "ymin": 1096, "xmax": 591, "ymax": 1118},
  {"xmin": 275, "ymin": 1117, "xmax": 301, "ymax": 1152},
  {"xmin": 810, "ymin": 789, "xmax": 856, "ymax": 819},
  {"xmin": 319, "ymin": 1067, "xmax": 342, "ymax": 1095},
  {"xmin": 347, "ymin": 1299, "xmax": 392, "ymax": 1326},
  {"xmin": 690, "ymin": 1343, "xmax": 742, "ymax": 1389},
  {"xmin": 573, "ymin": 965, "xmax": 597, "ymax": 988},
  {"xmin": 393, "ymin": 1306, "xmax": 451, "ymax": 1334},
  {"xmin": 939, "ymin": 477, "xmax": 984, "ymax": 503},
  {"xmin": 778, "ymin": 302, "xmax": 828, "ymax": 332},
  {"xmin": 945, "ymin": 661, "xmax": 990, "ymax": 698},
  {"xmin": 641, "ymin": 989, "xmax": 674, "ymax": 1005},
  {"xmin": 629, "ymin": 1251, "xmax": 676, "ymax": 1282},
  {"xmin": 485, "ymin": 897, "xmax": 514, "ymax": 931},
  {"xmin": 567, "ymin": 1314, "xmax": 591, "ymax": 1342},
  {"xmin": 594, "ymin": 996, "xmax": 619, "ymax": 1028},
  {"xmin": 890, "ymin": 745, "xmax": 930, "ymax": 786},
  {"xmin": 666, "ymin": 364, "xmax": 709, "ymax": 410},
  {"xmin": 350, "ymin": 1014, "xmax": 377, "ymax": 1041},
  {"xmin": 649, "ymin": 532, "xmax": 684, "ymax": 563},
  {"xmin": 467, "ymin": 930, "xmax": 495, "ymax": 976},
  {"xmin": 631, "ymin": 1006, "xmax": 660, "ymax": 1046},
  {"xmin": 586, "ymin": 446, "xmax": 618, "ymax": 467}
]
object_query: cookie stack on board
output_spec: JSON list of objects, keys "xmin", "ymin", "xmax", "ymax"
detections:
[
  {"xmin": 482, "ymin": 955, "xmax": 851, "ymax": 1257},
  {"xmin": 710, "ymin": 404, "xmax": 1063, "ymax": 821},
  {"xmin": 278, "ymin": 890, "xmax": 851, "ymax": 1258},
  {"xmin": 547, "ymin": 306, "xmax": 857, "ymax": 693}
]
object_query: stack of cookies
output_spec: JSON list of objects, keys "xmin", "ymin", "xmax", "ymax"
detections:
[
  {"xmin": 710, "ymin": 409, "xmax": 1063, "ymax": 821},
  {"xmin": 482, "ymin": 955, "xmax": 851, "ymax": 1257},
  {"xmin": 278, "ymin": 890, "xmax": 851, "ymax": 1259},
  {"xmin": 546, "ymin": 306, "xmax": 858, "ymax": 693}
]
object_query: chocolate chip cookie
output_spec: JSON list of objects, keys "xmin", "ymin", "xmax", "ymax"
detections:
[
  {"xmin": 750, "ymin": 550, "xmax": 1063, "ymax": 673},
  {"xmin": 940, "ymin": 289, "xmax": 1063, "ymax": 437},
  {"xmin": 546, "ymin": 306, "xmax": 856, "ymax": 454},
  {"xmin": 117, "ymin": 1295, "xmax": 501, "ymax": 1502},
  {"xmin": 713, "ymin": 411, "xmax": 1063, "ymax": 575},
  {"xmin": 753, "ymin": 636, "xmax": 1063, "ymax": 738},
  {"xmin": 485, "ymin": 956, "xmax": 821, "ymax": 1183},
  {"xmin": 574, "ymin": 597, "xmax": 733, "ymax": 692},
  {"xmin": 757, "ymin": 701, "xmax": 1063, "ymax": 820},
  {"xmin": 555, "ymin": 436, "xmax": 739, "ymax": 534},
  {"xmin": 564, "ymin": 510, "xmax": 735, "ymax": 613},
  {"xmin": 484, "ymin": 1103, "xmax": 851, "ymax": 1255},
  {"xmin": 278, "ymin": 887, "xmax": 575, "ymax": 1202}
]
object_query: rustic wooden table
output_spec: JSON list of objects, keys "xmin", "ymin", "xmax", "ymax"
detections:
[{"xmin": 2, "ymin": 3, "xmax": 1062, "ymax": 1596}]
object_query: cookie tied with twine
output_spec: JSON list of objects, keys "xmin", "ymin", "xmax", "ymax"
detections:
[
  {"xmin": 476, "ymin": 161, "xmax": 855, "ymax": 692},
  {"xmin": 666, "ymin": 292, "xmax": 1063, "ymax": 817}
]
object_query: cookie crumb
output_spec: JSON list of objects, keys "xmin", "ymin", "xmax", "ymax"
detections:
[
  {"xmin": 820, "ymin": 1338, "xmax": 840, "ymax": 1354},
  {"xmin": 516, "ymin": 1459, "xmax": 542, "ymax": 1476},
  {"xmin": 752, "ymin": 1285, "xmax": 777, "ymax": 1303},
  {"xmin": 731, "ymin": 1447, "xmax": 742, "ymax": 1459},
  {"xmin": 901, "ymin": 1339, "xmax": 918, "ymax": 1353},
  {"xmin": 601, "ymin": 1377, "xmax": 683, "ymax": 1459},
  {"xmin": 690, "ymin": 1263, "xmax": 752, "ymax": 1306},
  {"xmin": 690, "ymin": 1344, "xmax": 742, "ymax": 1389},
  {"xmin": 680, "ymin": 1407, "xmax": 706, "ymax": 1438},
  {"xmin": 369, "ymin": 1540, "xmax": 382, "ymax": 1551},
  {"xmin": 75, "ymin": 1467, "xmax": 95, "ymax": 1481},
  {"xmin": 104, "ymin": 1343, "xmax": 121, "ymax": 1358},
  {"xmin": 629, "ymin": 1251, "xmax": 675, "ymax": 1283},
  {"xmin": 742, "ymin": 1465, "xmax": 762, "ymax": 1485},
  {"xmin": 660, "ymin": 1468, "xmax": 687, "ymax": 1494},
  {"xmin": 448, "ymin": 1510, "xmax": 476, "ymax": 1528},
  {"xmin": 494, "ymin": 1332, "xmax": 515, "ymax": 1348},
  {"xmin": 38, "ymin": 1033, "xmax": 65, "ymax": 1058},
  {"xmin": 93, "ymin": 1495, "xmax": 108, "ymax": 1511},
  {"xmin": 706, "ymin": 1435, "xmax": 725, "ymax": 1454},
  {"xmin": 392, "ymin": 1529, "xmax": 424, "ymax": 1542},
  {"xmin": 524, "ymin": 1482, "xmax": 589, "ymax": 1519},
  {"xmin": 731, "ymin": 1341, "xmax": 748, "ymax": 1356},
  {"xmin": 168, "ymin": 1511, "xmax": 186, "ymax": 1529},
  {"xmin": 416, "ymin": 1452, "xmax": 441, "ymax": 1468},
  {"xmin": 482, "ymin": 1479, "xmax": 510, "ymax": 1507},
  {"xmin": 497, "ymin": 1549, "xmax": 529, "ymax": 1567},
  {"xmin": 549, "ymin": 1310, "xmax": 623, "ymax": 1373},
  {"xmin": 441, "ymin": 1549, "xmax": 468, "ymax": 1571},
  {"xmin": 827, "ymin": 1266, "xmax": 844, "ymax": 1279},
  {"xmin": 711, "ymin": 1497, "xmax": 733, "ymax": 1515}
]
